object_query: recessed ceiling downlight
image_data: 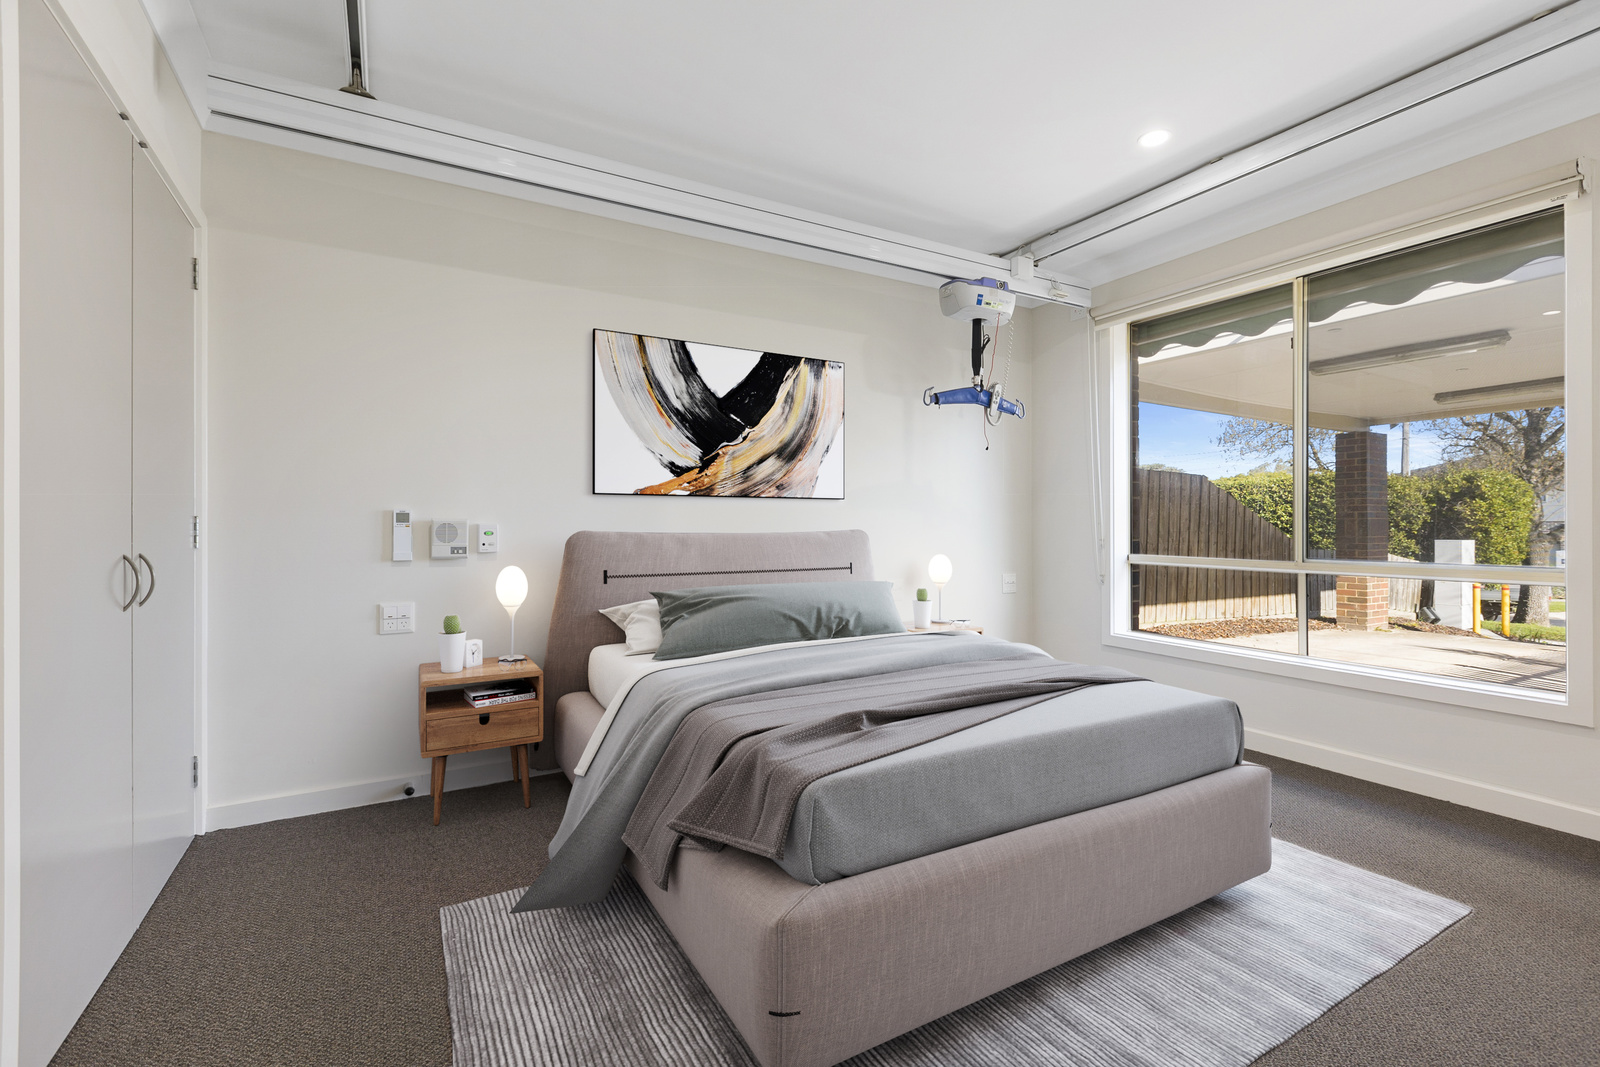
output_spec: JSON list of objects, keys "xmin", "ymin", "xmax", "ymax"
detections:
[{"xmin": 1138, "ymin": 129, "xmax": 1171, "ymax": 148}]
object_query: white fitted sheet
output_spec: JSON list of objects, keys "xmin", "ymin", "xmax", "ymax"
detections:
[{"xmin": 587, "ymin": 643, "xmax": 652, "ymax": 707}]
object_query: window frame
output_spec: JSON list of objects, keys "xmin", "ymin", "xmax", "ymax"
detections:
[{"xmin": 1095, "ymin": 185, "xmax": 1591, "ymax": 726}]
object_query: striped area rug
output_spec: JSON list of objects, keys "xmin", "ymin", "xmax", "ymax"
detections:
[{"xmin": 440, "ymin": 839, "xmax": 1468, "ymax": 1067}]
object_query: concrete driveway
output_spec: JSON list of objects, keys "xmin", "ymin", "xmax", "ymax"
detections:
[{"xmin": 1213, "ymin": 625, "xmax": 1566, "ymax": 694}]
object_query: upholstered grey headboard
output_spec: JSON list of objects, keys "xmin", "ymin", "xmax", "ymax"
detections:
[{"xmin": 538, "ymin": 529, "xmax": 874, "ymax": 764}]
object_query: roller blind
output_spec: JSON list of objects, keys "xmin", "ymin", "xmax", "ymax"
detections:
[
  {"xmin": 1131, "ymin": 284, "xmax": 1291, "ymax": 360},
  {"xmin": 1307, "ymin": 208, "xmax": 1563, "ymax": 322}
]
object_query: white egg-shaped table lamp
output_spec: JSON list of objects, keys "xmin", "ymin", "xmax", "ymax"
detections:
[
  {"xmin": 928, "ymin": 554, "xmax": 953, "ymax": 623},
  {"xmin": 496, "ymin": 565, "xmax": 529, "ymax": 663}
]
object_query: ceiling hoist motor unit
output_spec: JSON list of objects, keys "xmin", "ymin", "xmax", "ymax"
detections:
[{"xmin": 924, "ymin": 277, "xmax": 1025, "ymax": 423}]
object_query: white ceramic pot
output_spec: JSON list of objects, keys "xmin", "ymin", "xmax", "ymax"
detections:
[
  {"xmin": 912, "ymin": 601, "xmax": 933, "ymax": 629},
  {"xmin": 439, "ymin": 632, "xmax": 467, "ymax": 673}
]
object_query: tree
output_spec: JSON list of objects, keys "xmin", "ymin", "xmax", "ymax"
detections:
[
  {"xmin": 1424, "ymin": 408, "xmax": 1563, "ymax": 623},
  {"xmin": 1216, "ymin": 418, "xmax": 1336, "ymax": 471}
]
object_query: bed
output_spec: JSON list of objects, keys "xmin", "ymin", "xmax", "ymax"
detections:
[{"xmin": 541, "ymin": 529, "xmax": 1272, "ymax": 1067}]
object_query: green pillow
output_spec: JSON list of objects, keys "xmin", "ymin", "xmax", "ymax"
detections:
[{"xmin": 651, "ymin": 581, "xmax": 905, "ymax": 660}]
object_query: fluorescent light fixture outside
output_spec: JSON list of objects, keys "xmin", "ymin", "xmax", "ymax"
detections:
[
  {"xmin": 1433, "ymin": 375, "xmax": 1563, "ymax": 405},
  {"xmin": 1309, "ymin": 330, "xmax": 1511, "ymax": 375},
  {"xmin": 1137, "ymin": 129, "xmax": 1171, "ymax": 148}
]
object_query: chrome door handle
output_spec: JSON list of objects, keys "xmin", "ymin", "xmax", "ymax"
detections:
[
  {"xmin": 121, "ymin": 554, "xmax": 140, "ymax": 611},
  {"xmin": 137, "ymin": 553, "xmax": 155, "ymax": 606}
]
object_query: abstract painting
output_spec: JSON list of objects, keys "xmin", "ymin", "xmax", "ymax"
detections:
[{"xmin": 593, "ymin": 329, "xmax": 844, "ymax": 497}]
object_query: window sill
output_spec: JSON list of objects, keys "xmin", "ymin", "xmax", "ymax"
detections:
[{"xmin": 1101, "ymin": 629, "xmax": 1586, "ymax": 726}]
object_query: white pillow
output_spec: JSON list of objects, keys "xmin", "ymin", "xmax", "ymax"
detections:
[{"xmin": 598, "ymin": 598, "xmax": 663, "ymax": 656}]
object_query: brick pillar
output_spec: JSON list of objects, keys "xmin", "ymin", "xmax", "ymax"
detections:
[{"xmin": 1334, "ymin": 430, "xmax": 1389, "ymax": 631}]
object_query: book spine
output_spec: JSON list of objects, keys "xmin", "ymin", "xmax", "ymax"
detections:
[{"xmin": 468, "ymin": 691, "xmax": 534, "ymax": 709}]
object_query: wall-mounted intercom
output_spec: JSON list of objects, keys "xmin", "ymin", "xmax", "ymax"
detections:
[
  {"xmin": 431, "ymin": 519, "xmax": 470, "ymax": 559},
  {"xmin": 392, "ymin": 509, "xmax": 413, "ymax": 561}
]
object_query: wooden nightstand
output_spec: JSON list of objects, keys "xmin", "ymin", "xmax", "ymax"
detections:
[{"xmin": 418, "ymin": 658, "xmax": 543, "ymax": 825}]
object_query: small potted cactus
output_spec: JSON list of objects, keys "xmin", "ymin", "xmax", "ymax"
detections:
[
  {"xmin": 913, "ymin": 587, "xmax": 933, "ymax": 630},
  {"xmin": 439, "ymin": 614, "xmax": 468, "ymax": 673}
]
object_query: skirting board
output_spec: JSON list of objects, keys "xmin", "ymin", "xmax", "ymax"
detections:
[
  {"xmin": 1245, "ymin": 727, "xmax": 1600, "ymax": 842},
  {"xmin": 204, "ymin": 749, "xmax": 562, "ymax": 832}
]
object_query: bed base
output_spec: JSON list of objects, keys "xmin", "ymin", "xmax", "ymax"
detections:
[{"xmin": 626, "ymin": 762, "xmax": 1272, "ymax": 1067}]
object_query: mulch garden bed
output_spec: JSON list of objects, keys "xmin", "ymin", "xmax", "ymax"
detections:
[
  {"xmin": 1149, "ymin": 616, "xmax": 1486, "ymax": 641},
  {"xmin": 1144, "ymin": 618, "xmax": 1333, "ymax": 641},
  {"xmin": 1390, "ymin": 618, "xmax": 1479, "ymax": 638}
]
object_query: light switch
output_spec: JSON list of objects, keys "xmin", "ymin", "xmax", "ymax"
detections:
[{"xmin": 1001, "ymin": 573, "xmax": 1017, "ymax": 594}]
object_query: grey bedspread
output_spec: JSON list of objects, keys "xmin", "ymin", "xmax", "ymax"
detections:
[
  {"xmin": 513, "ymin": 633, "xmax": 1046, "ymax": 911},
  {"xmin": 623, "ymin": 658, "xmax": 1140, "ymax": 890},
  {"xmin": 778, "ymin": 679, "xmax": 1246, "ymax": 883}
]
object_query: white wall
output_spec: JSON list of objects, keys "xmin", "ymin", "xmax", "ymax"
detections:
[
  {"xmin": 202, "ymin": 133, "xmax": 1037, "ymax": 828},
  {"xmin": 1034, "ymin": 115, "xmax": 1600, "ymax": 840}
]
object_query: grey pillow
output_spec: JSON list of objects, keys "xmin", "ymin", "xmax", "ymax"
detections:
[{"xmin": 651, "ymin": 581, "xmax": 904, "ymax": 660}]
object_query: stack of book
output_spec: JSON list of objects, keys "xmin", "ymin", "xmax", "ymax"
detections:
[{"xmin": 463, "ymin": 683, "xmax": 535, "ymax": 709}]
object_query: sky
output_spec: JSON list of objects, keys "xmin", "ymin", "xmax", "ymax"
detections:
[{"xmin": 1137, "ymin": 403, "xmax": 1449, "ymax": 480}]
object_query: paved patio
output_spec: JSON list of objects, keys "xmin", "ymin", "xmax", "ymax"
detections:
[{"xmin": 1212, "ymin": 626, "xmax": 1566, "ymax": 694}]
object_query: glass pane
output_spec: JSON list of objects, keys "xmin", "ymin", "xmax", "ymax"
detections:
[
  {"xmin": 1309, "ymin": 573, "xmax": 1566, "ymax": 696},
  {"xmin": 1132, "ymin": 564, "xmax": 1300, "ymax": 653},
  {"xmin": 1303, "ymin": 210, "xmax": 1565, "ymax": 625},
  {"xmin": 1130, "ymin": 285, "xmax": 1294, "ymax": 560}
]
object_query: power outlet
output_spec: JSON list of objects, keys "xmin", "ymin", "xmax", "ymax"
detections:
[
  {"xmin": 1001, "ymin": 573, "xmax": 1018, "ymax": 594},
  {"xmin": 378, "ymin": 601, "xmax": 416, "ymax": 634}
]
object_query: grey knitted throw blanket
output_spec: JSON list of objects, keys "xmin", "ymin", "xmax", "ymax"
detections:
[{"xmin": 622, "ymin": 658, "xmax": 1141, "ymax": 889}]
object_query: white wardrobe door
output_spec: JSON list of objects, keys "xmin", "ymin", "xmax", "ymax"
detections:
[
  {"xmin": 18, "ymin": 0, "xmax": 136, "ymax": 1061},
  {"xmin": 131, "ymin": 146, "xmax": 196, "ymax": 917}
]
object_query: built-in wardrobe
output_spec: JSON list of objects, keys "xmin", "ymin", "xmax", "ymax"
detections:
[{"xmin": 19, "ymin": 0, "xmax": 198, "ymax": 1062}]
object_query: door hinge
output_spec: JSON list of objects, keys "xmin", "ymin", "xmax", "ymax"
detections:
[
  {"xmin": 192, "ymin": 515, "xmax": 199, "ymax": 549},
  {"xmin": 192, "ymin": 756, "xmax": 199, "ymax": 788},
  {"xmin": 192, "ymin": 257, "xmax": 199, "ymax": 291}
]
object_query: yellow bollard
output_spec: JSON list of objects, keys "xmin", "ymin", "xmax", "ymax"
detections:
[
  {"xmin": 1472, "ymin": 583, "xmax": 1483, "ymax": 636},
  {"xmin": 1502, "ymin": 585, "xmax": 1512, "ymax": 637}
]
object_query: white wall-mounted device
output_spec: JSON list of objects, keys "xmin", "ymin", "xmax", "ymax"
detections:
[
  {"xmin": 378, "ymin": 601, "xmax": 415, "ymax": 634},
  {"xmin": 477, "ymin": 523, "xmax": 498, "ymax": 553},
  {"xmin": 431, "ymin": 519, "xmax": 469, "ymax": 559},
  {"xmin": 392, "ymin": 508, "xmax": 413, "ymax": 561}
]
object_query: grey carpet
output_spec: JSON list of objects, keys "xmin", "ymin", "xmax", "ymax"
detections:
[
  {"xmin": 441, "ymin": 840, "xmax": 1468, "ymax": 1067},
  {"xmin": 46, "ymin": 753, "xmax": 1600, "ymax": 1066}
]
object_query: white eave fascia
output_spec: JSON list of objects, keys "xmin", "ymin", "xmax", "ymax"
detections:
[
  {"xmin": 1015, "ymin": 0, "xmax": 1600, "ymax": 266},
  {"xmin": 202, "ymin": 66, "xmax": 1091, "ymax": 308}
]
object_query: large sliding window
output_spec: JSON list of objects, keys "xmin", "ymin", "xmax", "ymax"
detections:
[{"xmin": 1127, "ymin": 209, "xmax": 1567, "ymax": 699}]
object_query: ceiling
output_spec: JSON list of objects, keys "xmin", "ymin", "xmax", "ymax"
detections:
[{"xmin": 186, "ymin": 0, "xmax": 1562, "ymax": 256}]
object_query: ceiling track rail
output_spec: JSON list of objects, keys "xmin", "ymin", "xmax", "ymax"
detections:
[
  {"xmin": 339, "ymin": 0, "xmax": 374, "ymax": 99},
  {"xmin": 1014, "ymin": 0, "xmax": 1600, "ymax": 266},
  {"xmin": 204, "ymin": 72, "xmax": 1090, "ymax": 306}
]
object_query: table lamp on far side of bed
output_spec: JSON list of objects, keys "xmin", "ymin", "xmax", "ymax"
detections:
[
  {"xmin": 928, "ymin": 554, "xmax": 953, "ymax": 623},
  {"xmin": 496, "ymin": 565, "xmax": 529, "ymax": 663}
]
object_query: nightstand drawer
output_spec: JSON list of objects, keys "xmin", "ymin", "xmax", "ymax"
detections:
[{"xmin": 424, "ymin": 704, "xmax": 542, "ymax": 753}]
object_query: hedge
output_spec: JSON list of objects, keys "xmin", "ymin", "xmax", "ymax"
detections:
[{"xmin": 1213, "ymin": 468, "xmax": 1533, "ymax": 564}]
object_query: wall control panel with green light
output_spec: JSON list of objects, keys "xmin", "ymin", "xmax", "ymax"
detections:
[{"xmin": 477, "ymin": 523, "xmax": 497, "ymax": 553}]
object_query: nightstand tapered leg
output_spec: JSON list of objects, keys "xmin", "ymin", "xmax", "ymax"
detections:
[
  {"xmin": 517, "ymin": 744, "xmax": 531, "ymax": 807},
  {"xmin": 431, "ymin": 755, "xmax": 447, "ymax": 826}
]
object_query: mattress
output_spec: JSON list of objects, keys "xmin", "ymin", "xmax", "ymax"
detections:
[
  {"xmin": 776, "ymin": 678, "xmax": 1242, "ymax": 884},
  {"xmin": 587, "ymin": 642, "xmax": 651, "ymax": 707}
]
